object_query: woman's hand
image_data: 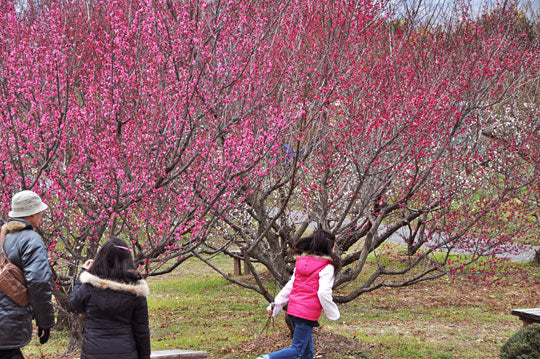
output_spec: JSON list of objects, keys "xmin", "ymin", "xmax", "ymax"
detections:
[{"xmin": 83, "ymin": 259, "xmax": 94, "ymax": 270}]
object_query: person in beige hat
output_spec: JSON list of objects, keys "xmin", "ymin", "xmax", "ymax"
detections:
[
  {"xmin": 0, "ymin": 190, "xmax": 54, "ymax": 358},
  {"xmin": 8, "ymin": 190, "xmax": 49, "ymax": 228}
]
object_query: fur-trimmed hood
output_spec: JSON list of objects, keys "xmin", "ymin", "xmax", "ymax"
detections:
[
  {"xmin": 5, "ymin": 219, "xmax": 32, "ymax": 233},
  {"xmin": 80, "ymin": 271, "xmax": 149, "ymax": 297}
]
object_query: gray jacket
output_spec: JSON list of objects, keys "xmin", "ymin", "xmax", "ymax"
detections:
[{"xmin": 0, "ymin": 219, "xmax": 55, "ymax": 349}]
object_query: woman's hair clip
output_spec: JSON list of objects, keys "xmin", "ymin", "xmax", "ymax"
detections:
[{"xmin": 114, "ymin": 245, "xmax": 133, "ymax": 252}]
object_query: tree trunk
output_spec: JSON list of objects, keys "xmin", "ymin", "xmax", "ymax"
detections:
[
  {"xmin": 53, "ymin": 289, "xmax": 85, "ymax": 354},
  {"xmin": 66, "ymin": 314, "xmax": 85, "ymax": 354},
  {"xmin": 55, "ymin": 308, "xmax": 85, "ymax": 354}
]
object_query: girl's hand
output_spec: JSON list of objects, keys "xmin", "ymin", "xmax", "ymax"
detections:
[
  {"xmin": 83, "ymin": 259, "xmax": 94, "ymax": 270},
  {"xmin": 267, "ymin": 310, "xmax": 273, "ymax": 318}
]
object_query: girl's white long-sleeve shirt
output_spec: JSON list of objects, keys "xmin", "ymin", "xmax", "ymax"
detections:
[{"xmin": 268, "ymin": 264, "xmax": 340, "ymax": 320}]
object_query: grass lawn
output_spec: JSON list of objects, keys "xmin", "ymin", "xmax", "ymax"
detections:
[{"xmin": 22, "ymin": 253, "xmax": 539, "ymax": 358}]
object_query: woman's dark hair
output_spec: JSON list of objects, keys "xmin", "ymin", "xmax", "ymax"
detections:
[
  {"xmin": 292, "ymin": 229, "xmax": 342, "ymax": 273},
  {"xmin": 89, "ymin": 237, "xmax": 140, "ymax": 284}
]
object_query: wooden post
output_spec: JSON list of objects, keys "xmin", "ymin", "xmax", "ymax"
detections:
[
  {"xmin": 230, "ymin": 249, "xmax": 243, "ymax": 275},
  {"xmin": 230, "ymin": 249, "xmax": 257, "ymax": 276},
  {"xmin": 233, "ymin": 256, "xmax": 242, "ymax": 276}
]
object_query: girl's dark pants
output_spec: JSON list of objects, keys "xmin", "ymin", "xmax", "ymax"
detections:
[{"xmin": 0, "ymin": 349, "xmax": 24, "ymax": 359}]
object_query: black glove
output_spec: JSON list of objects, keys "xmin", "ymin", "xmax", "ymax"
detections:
[{"xmin": 38, "ymin": 327, "xmax": 50, "ymax": 344}]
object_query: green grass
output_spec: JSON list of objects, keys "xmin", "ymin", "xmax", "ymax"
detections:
[{"xmin": 148, "ymin": 274, "xmax": 266, "ymax": 352}]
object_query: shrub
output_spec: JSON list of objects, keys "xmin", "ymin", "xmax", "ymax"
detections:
[{"xmin": 500, "ymin": 323, "xmax": 540, "ymax": 359}]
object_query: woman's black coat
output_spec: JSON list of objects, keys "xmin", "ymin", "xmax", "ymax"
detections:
[{"xmin": 68, "ymin": 271, "xmax": 151, "ymax": 359}]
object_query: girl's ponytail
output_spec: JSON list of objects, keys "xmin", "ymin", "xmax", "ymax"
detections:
[{"xmin": 292, "ymin": 229, "xmax": 342, "ymax": 273}]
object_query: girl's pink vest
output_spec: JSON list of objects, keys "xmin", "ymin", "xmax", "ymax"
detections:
[{"xmin": 287, "ymin": 256, "xmax": 332, "ymax": 321}]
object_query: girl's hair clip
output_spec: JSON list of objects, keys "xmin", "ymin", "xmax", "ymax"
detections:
[{"xmin": 114, "ymin": 245, "xmax": 133, "ymax": 252}]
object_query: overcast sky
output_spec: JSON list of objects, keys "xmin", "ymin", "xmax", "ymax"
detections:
[
  {"xmin": 389, "ymin": 0, "xmax": 539, "ymax": 21},
  {"xmin": 395, "ymin": 0, "xmax": 540, "ymax": 12}
]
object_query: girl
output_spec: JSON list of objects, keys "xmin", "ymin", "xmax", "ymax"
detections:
[
  {"xmin": 68, "ymin": 237, "xmax": 150, "ymax": 359},
  {"xmin": 257, "ymin": 229, "xmax": 341, "ymax": 359}
]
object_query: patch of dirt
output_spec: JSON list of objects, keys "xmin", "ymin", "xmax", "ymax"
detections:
[
  {"xmin": 25, "ymin": 351, "xmax": 78, "ymax": 359},
  {"xmin": 222, "ymin": 328, "xmax": 371, "ymax": 358}
]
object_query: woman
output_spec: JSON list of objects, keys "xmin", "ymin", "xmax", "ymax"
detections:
[{"xmin": 68, "ymin": 237, "xmax": 150, "ymax": 359}]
